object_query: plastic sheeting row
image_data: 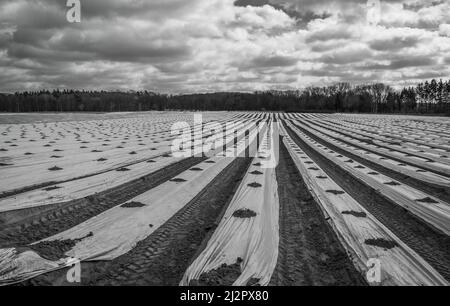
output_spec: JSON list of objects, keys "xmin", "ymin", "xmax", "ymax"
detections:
[
  {"xmin": 0, "ymin": 118, "xmax": 264, "ymax": 285},
  {"xmin": 287, "ymin": 121, "xmax": 450, "ymax": 235},
  {"xmin": 181, "ymin": 122, "xmax": 279, "ymax": 286},
  {"xmin": 280, "ymin": 121, "xmax": 448, "ymax": 286}
]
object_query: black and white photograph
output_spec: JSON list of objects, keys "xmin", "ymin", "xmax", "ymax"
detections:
[{"xmin": 0, "ymin": 0, "xmax": 449, "ymax": 293}]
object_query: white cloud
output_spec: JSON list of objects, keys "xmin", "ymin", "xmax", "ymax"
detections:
[{"xmin": 0, "ymin": 0, "xmax": 448, "ymax": 93}]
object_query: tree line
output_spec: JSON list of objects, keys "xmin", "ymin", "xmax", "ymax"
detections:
[{"xmin": 1, "ymin": 79, "xmax": 449, "ymax": 114}]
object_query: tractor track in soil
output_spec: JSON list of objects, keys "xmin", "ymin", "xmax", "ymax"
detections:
[
  {"xmin": 284, "ymin": 122, "xmax": 450, "ymax": 282},
  {"xmin": 0, "ymin": 156, "xmax": 207, "ymax": 248},
  {"xmin": 291, "ymin": 119, "xmax": 450, "ymax": 203},
  {"xmin": 269, "ymin": 138, "xmax": 367, "ymax": 286},
  {"xmin": 20, "ymin": 157, "xmax": 253, "ymax": 286}
]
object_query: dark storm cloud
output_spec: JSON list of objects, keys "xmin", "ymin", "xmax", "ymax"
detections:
[
  {"xmin": 43, "ymin": 0, "xmax": 201, "ymax": 20},
  {"xmin": 301, "ymin": 65, "xmax": 380, "ymax": 83},
  {"xmin": 234, "ymin": 0, "xmax": 331, "ymax": 27},
  {"xmin": 320, "ymin": 48, "xmax": 373, "ymax": 65},
  {"xmin": 305, "ymin": 27, "xmax": 354, "ymax": 43},
  {"xmin": 369, "ymin": 36, "xmax": 420, "ymax": 51},
  {"xmin": 403, "ymin": 0, "xmax": 445, "ymax": 12},
  {"xmin": 250, "ymin": 55, "xmax": 298, "ymax": 67},
  {"xmin": 364, "ymin": 56, "xmax": 436, "ymax": 70},
  {"xmin": 390, "ymin": 58, "xmax": 436, "ymax": 69},
  {"xmin": 2, "ymin": 1, "xmax": 67, "ymax": 29}
]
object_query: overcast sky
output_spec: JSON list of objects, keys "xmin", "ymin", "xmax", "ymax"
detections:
[{"xmin": 0, "ymin": 0, "xmax": 449, "ymax": 93}]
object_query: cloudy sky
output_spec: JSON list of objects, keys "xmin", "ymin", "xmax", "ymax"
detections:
[{"xmin": 0, "ymin": 0, "xmax": 449, "ymax": 93}]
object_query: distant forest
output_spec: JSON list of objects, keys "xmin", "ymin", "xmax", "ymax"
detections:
[{"xmin": 1, "ymin": 79, "xmax": 450, "ymax": 115}]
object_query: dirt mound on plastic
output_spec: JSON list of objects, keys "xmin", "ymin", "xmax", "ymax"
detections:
[
  {"xmin": 43, "ymin": 186, "xmax": 62, "ymax": 192},
  {"xmin": 190, "ymin": 167, "xmax": 203, "ymax": 171},
  {"xmin": 246, "ymin": 278, "xmax": 261, "ymax": 286},
  {"xmin": 342, "ymin": 211, "xmax": 367, "ymax": 218},
  {"xmin": 120, "ymin": 201, "xmax": 146, "ymax": 208},
  {"xmin": 48, "ymin": 166, "xmax": 63, "ymax": 171},
  {"xmin": 326, "ymin": 190, "xmax": 345, "ymax": 195},
  {"xmin": 247, "ymin": 182, "xmax": 262, "ymax": 188},
  {"xmin": 250, "ymin": 170, "xmax": 263, "ymax": 175},
  {"xmin": 416, "ymin": 197, "xmax": 438, "ymax": 204},
  {"xmin": 232, "ymin": 208, "xmax": 257, "ymax": 218},
  {"xmin": 170, "ymin": 178, "xmax": 187, "ymax": 182},
  {"xmin": 116, "ymin": 167, "xmax": 131, "ymax": 172},
  {"xmin": 29, "ymin": 232, "xmax": 94, "ymax": 261},
  {"xmin": 365, "ymin": 238, "xmax": 398, "ymax": 250},
  {"xmin": 190, "ymin": 258, "xmax": 243, "ymax": 286}
]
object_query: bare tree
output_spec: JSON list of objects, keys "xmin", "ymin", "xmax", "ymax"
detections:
[{"xmin": 366, "ymin": 83, "xmax": 391, "ymax": 113}]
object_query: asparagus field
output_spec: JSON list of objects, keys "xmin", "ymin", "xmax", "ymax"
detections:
[{"xmin": 0, "ymin": 112, "xmax": 448, "ymax": 286}]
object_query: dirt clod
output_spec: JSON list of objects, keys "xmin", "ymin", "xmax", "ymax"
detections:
[
  {"xmin": 342, "ymin": 211, "xmax": 367, "ymax": 218},
  {"xmin": 326, "ymin": 190, "xmax": 345, "ymax": 195},
  {"xmin": 190, "ymin": 168, "xmax": 203, "ymax": 171},
  {"xmin": 170, "ymin": 178, "xmax": 187, "ymax": 182},
  {"xmin": 232, "ymin": 208, "xmax": 257, "ymax": 218},
  {"xmin": 48, "ymin": 166, "xmax": 63, "ymax": 171},
  {"xmin": 43, "ymin": 186, "xmax": 62, "ymax": 192},
  {"xmin": 247, "ymin": 182, "xmax": 262, "ymax": 188},
  {"xmin": 250, "ymin": 170, "xmax": 263, "ymax": 175},
  {"xmin": 29, "ymin": 232, "xmax": 94, "ymax": 261},
  {"xmin": 190, "ymin": 258, "xmax": 243, "ymax": 286},
  {"xmin": 416, "ymin": 197, "xmax": 439, "ymax": 204},
  {"xmin": 121, "ymin": 201, "xmax": 146, "ymax": 208},
  {"xmin": 365, "ymin": 238, "xmax": 398, "ymax": 250},
  {"xmin": 116, "ymin": 167, "xmax": 131, "ymax": 172}
]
